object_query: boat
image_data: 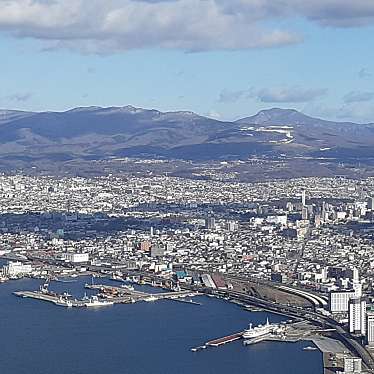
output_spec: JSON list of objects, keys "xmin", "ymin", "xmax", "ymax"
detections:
[
  {"xmin": 84, "ymin": 296, "xmax": 114, "ymax": 307},
  {"xmin": 54, "ymin": 299, "xmax": 73, "ymax": 307},
  {"xmin": 110, "ymin": 275, "xmax": 126, "ymax": 282},
  {"xmin": 55, "ymin": 278, "xmax": 76, "ymax": 283},
  {"xmin": 242, "ymin": 318, "xmax": 274, "ymax": 339},
  {"xmin": 303, "ymin": 346, "xmax": 317, "ymax": 351},
  {"xmin": 121, "ymin": 284, "xmax": 135, "ymax": 291},
  {"xmin": 144, "ymin": 296, "xmax": 158, "ymax": 302}
]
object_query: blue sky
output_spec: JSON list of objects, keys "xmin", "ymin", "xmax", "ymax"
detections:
[{"xmin": 0, "ymin": 0, "xmax": 374, "ymax": 122}]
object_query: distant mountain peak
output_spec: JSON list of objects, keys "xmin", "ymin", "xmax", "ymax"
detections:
[
  {"xmin": 65, "ymin": 106, "xmax": 102, "ymax": 113},
  {"xmin": 235, "ymin": 107, "xmax": 360, "ymax": 127}
]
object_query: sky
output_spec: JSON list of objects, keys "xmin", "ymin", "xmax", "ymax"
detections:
[{"xmin": 0, "ymin": 0, "xmax": 374, "ymax": 122}]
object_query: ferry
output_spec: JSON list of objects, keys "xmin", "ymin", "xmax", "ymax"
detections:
[
  {"xmin": 242, "ymin": 318, "xmax": 276, "ymax": 339},
  {"xmin": 303, "ymin": 346, "xmax": 318, "ymax": 351},
  {"xmin": 55, "ymin": 298, "xmax": 73, "ymax": 307},
  {"xmin": 144, "ymin": 296, "xmax": 158, "ymax": 302},
  {"xmin": 84, "ymin": 296, "xmax": 114, "ymax": 307}
]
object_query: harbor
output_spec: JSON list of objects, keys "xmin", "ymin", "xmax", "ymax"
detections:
[
  {"xmin": 2, "ymin": 276, "xmax": 322, "ymax": 374},
  {"xmin": 13, "ymin": 279, "xmax": 201, "ymax": 308},
  {"xmin": 193, "ymin": 319, "xmax": 362, "ymax": 374}
]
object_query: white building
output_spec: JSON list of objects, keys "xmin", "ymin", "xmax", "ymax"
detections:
[
  {"xmin": 329, "ymin": 290, "xmax": 356, "ymax": 313},
  {"xmin": 201, "ymin": 274, "xmax": 216, "ymax": 289},
  {"xmin": 366, "ymin": 312, "xmax": 374, "ymax": 346},
  {"xmin": 353, "ymin": 282, "xmax": 362, "ymax": 298},
  {"xmin": 343, "ymin": 357, "xmax": 362, "ymax": 373},
  {"xmin": 3, "ymin": 261, "xmax": 32, "ymax": 277},
  {"xmin": 63, "ymin": 253, "xmax": 89, "ymax": 263},
  {"xmin": 266, "ymin": 215, "xmax": 287, "ymax": 226},
  {"xmin": 349, "ymin": 298, "xmax": 366, "ymax": 335},
  {"xmin": 301, "ymin": 190, "xmax": 306, "ymax": 206},
  {"xmin": 226, "ymin": 221, "xmax": 239, "ymax": 232}
]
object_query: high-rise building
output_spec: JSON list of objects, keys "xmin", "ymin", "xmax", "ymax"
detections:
[
  {"xmin": 301, "ymin": 190, "xmax": 306, "ymax": 206},
  {"xmin": 302, "ymin": 207, "xmax": 308, "ymax": 220},
  {"xmin": 353, "ymin": 282, "xmax": 362, "ymax": 298},
  {"xmin": 329, "ymin": 290, "xmax": 356, "ymax": 313},
  {"xmin": 368, "ymin": 197, "xmax": 374, "ymax": 210},
  {"xmin": 205, "ymin": 217, "xmax": 216, "ymax": 230},
  {"xmin": 349, "ymin": 297, "xmax": 366, "ymax": 335},
  {"xmin": 226, "ymin": 220, "xmax": 238, "ymax": 232},
  {"xmin": 314, "ymin": 214, "xmax": 321, "ymax": 227},
  {"xmin": 366, "ymin": 311, "xmax": 374, "ymax": 346}
]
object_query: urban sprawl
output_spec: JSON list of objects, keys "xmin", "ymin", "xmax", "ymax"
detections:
[{"xmin": 2, "ymin": 171, "xmax": 374, "ymax": 373}]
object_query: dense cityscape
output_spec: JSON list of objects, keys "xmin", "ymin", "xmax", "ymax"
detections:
[
  {"xmin": 1, "ymin": 167, "xmax": 374, "ymax": 372},
  {"xmin": 2, "ymin": 1, "xmax": 374, "ymax": 373}
]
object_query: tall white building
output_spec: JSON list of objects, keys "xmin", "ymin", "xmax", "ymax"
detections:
[
  {"xmin": 301, "ymin": 190, "xmax": 306, "ymax": 206},
  {"xmin": 349, "ymin": 298, "xmax": 366, "ymax": 335},
  {"xmin": 329, "ymin": 290, "xmax": 356, "ymax": 313},
  {"xmin": 366, "ymin": 312, "xmax": 374, "ymax": 346},
  {"xmin": 353, "ymin": 282, "xmax": 362, "ymax": 298}
]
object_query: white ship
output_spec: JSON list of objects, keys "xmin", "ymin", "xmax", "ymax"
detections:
[
  {"xmin": 54, "ymin": 298, "xmax": 73, "ymax": 308},
  {"xmin": 84, "ymin": 296, "xmax": 114, "ymax": 307},
  {"xmin": 144, "ymin": 295, "xmax": 158, "ymax": 302},
  {"xmin": 242, "ymin": 318, "xmax": 274, "ymax": 339},
  {"xmin": 121, "ymin": 284, "xmax": 135, "ymax": 291}
]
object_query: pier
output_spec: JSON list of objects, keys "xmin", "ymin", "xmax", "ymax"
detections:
[
  {"xmin": 14, "ymin": 291, "xmax": 86, "ymax": 307},
  {"xmin": 14, "ymin": 284, "xmax": 200, "ymax": 308},
  {"xmin": 84, "ymin": 283, "xmax": 200, "ymax": 303}
]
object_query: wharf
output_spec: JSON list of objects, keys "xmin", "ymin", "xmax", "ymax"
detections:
[
  {"xmin": 86, "ymin": 283, "xmax": 199, "ymax": 302},
  {"xmin": 168, "ymin": 298, "xmax": 201, "ymax": 305},
  {"xmin": 14, "ymin": 285, "xmax": 200, "ymax": 308},
  {"xmin": 14, "ymin": 291, "xmax": 85, "ymax": 307}
]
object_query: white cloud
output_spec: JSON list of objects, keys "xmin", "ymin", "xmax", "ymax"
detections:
[
  {"xmin": 218, "ymin": 89, "xmax": 249, "ymax": 103},
  {"xmin": 358, "ymin": 68, "xmax": 372, "ymax": 79},
  {"xmin": 0, "ymin": 0, "xmax": 300, "ymax": 53},
  {"xmin": 256, "ymin": 87, "xmax": 327, "ymax": 103},
  {"xmin": 343, "ymin": 91, "xmax": 374, "ymax": 104},
  {"xmin": 305, "ymin": 102, "xmax": 374, "ymax": 124},
  {"xmin": 206, "ymin": 109, "xmax": 222, "ymax": 119},
  {"xmin": 3, "ymin": 92, "xmax": 33, "ymax": 102},
  {"xmin": 0, "ymin": 0, "xmax": 373, "ymax": 53},
  {"xmin": 336, "ymin": 103, "xmax": 374, "ymax": 123}
]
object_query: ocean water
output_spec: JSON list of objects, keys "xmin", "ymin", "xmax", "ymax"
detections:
[{"xmin": 0, "ymin": 276, "xmax": 323, "ymax": 374}]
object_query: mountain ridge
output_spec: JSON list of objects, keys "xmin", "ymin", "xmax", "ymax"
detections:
[{"xmin": 0, "ymin": 105, "xmax": 373, "ymax": 162}]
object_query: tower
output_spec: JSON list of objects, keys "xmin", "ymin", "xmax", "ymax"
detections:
[
  {"xmin": 366, "ymin": 311, "xmax": 374, "ymax": 346},
  {"xmin": 301, "ymin": 190, "xmax": 306, "ymax": 206},
  {"xmin": 349, "ymin": 297, "xmax": 366, "ymax": 335}
]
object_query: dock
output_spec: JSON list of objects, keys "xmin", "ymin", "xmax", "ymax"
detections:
[
  {"xmin": 14, "ymin": 284, "xmax": 200, "ymax": 308},
  {"xmin": 14, "ymin": 291, "xmax": 85, "ymax": 307},
  {"xmin": 85, "ymin": 283, "xmax": 200, "ymax": 302}
]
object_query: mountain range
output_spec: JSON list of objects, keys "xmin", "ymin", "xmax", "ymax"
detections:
[{"xmin": 0, "ymin": 106, "xmax": 373, "ymax": 162}]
